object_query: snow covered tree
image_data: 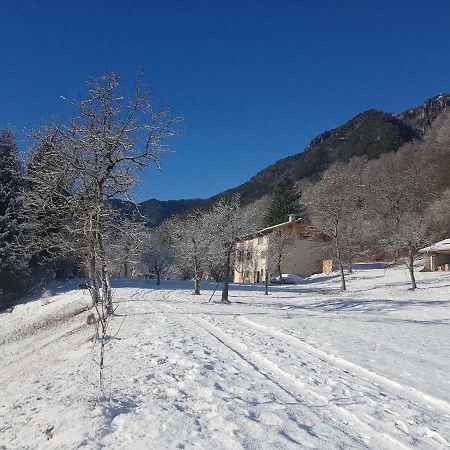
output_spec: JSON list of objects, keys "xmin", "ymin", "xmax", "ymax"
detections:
[
  {"xmin": 21, "ymin": 73, "xmax": 178, "ymax": 392},
  {"xmin": 0, "ymin": 129, "xmax": 28, "ymax": 301},
  {"xmin": 264, "ymin": 172, "xmax": 302, "ymax": 226},
  {"xmin": 142, "ymin": 223, "xmax": 174, "ymax": 285},
  {"xmin": 365, "ymin": 145, "xmax": 436, "ymax": 289},
  {"xmin": 209, "ymin": 195, "xmax": 258, "ymax": 302},
  {"xmin": 426, "ymin": 188, "xmax": 450, "ymax": 238},
  {"xmin": 302, "ymin": 160, "xmax": 365, "ymax": 291},
  {"xmin": 105, "ymin": 215, "xmax": 148, "ymax": 278},
  {"xmin": 21, "ymin": 132, "xmax": 82, "ymax": 281},
  {"xmin": 171, "ymin": 211, "xmax": 214, "ymax": 294},
  {"xmin": 22, "ymin": 73, "xmax": 179, "ymax": 315},
  {"xmin": 364, "ymin": 152, "xmax": 412, "ymax": 264},
  {"xmin": 267, "ymin": 228, "xmax": 298, "ymax": 284}
]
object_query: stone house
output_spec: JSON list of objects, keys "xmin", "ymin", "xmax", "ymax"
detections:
[{"xmin": 234, "ymin": 215, "xmax": 327, "ymax": 283}]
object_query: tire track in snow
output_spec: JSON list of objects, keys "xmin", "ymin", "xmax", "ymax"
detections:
[
  {"xmin": 239, "ymin": 315, "xmax": 450, "ymax": 417},
  {"xmin": 158, "ymin": 302, "xmax": 410, "ymax": 450}
]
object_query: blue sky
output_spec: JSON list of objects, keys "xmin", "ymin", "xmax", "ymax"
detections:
[{"xmin": 1, "ymin": 0, "xmax": 450, "ymax": 201}]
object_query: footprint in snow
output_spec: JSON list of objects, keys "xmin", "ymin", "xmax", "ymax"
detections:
[{"xmin": 395, "ymin": 420, "xmax": 409, "ymax": 433}]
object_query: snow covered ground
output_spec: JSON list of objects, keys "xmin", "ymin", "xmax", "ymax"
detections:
[{"xmin": 1, "ymin": 263, "xmax": 450, "ymax": 449}]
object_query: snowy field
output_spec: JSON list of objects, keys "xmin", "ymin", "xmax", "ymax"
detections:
[{"xmin": 1, "ymin": 264, "xmax": 450, "ymax": 449}]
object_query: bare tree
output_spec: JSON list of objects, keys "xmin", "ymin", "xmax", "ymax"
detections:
[
  {"xmin": 27, "ymin": 73, "xmax": 177, "ymax": 308},
  {"xmin": 426, "ymin": 188, "xmax": 450, "ymax": 238},
  {"xmin": 171, "ymin": 211, "xmax": 214, "ymax": 295},
  {"xmin": 208, "ymin": 195, "xmax": 259, "ymax": 302},
  {"xmin": 267, "ymin": 228, "xmax": 297, "ymax": 284},
  {"xmin": 365, "ymin": 145, "xmax": 436, "ymax": 289},
  {"xmin": 106, "ymin": 216, "xmax": 148, "ymax": 278},
  {"xmin": 142, "ymin": 223, "xmax": 174, "ymax": 285},
  {"xmin": 21, "ymin": 73, "xmax": 178, "ymax": 391},
  {"xmin": 302, "ymin": 159, "xmax": 365, "ymax": 291}
]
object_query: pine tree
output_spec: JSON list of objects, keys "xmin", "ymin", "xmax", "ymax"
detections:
[
  {"xmin": 0, "ymin": 128, "xmax": 26, "ymax": 300},
  {"xmin": 264, "ymin": 173, "xmax": 302, "ymax": 226}
]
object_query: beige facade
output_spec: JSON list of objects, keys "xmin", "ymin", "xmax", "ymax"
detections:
[
  {"xmin": 234, "ymin": 218, "xmax": 327, "ymax": 283},
  {"xmin": 234, "ymin": 235, "xmax": 269, "ymax": 283}
]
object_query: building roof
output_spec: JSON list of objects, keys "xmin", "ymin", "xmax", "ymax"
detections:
[
  {"xmin": 238, "ymin": 218, "xmax": 322, "ymax": 242},
  {"xmin": 419, "ymin": 239, "xmax": 450, "ymax": 254}
]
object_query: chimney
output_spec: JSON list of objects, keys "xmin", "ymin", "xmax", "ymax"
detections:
[{"xmin": 288, "ymin": 214, "xmax": 297, "ymax": 222}]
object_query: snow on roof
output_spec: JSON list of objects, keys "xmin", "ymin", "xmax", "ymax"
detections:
[
  {"xmin": 237, "ymin": 218, "xmax": 323, "ymax": 242},
  {"xmin": 237, "ymin": 218, "xmax": 302, "ymax": 241},
  {"xmin": 419, "ymin": 239, "xmax": 450, "ymax": 253}
]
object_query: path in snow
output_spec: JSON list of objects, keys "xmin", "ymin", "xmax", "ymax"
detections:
[{"xmin": 1, "ymin": 265, "xmax": 450, "ymax": 449}]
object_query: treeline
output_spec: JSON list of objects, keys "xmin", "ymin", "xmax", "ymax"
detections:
[
  {"xmin": 2, "ymin": 74, "xmax": 450, "ymax": 311},
  {"xmin": 0, "ymin": 73, "xmax": 262, "ymax": 313},
  {"xmin": 0, "ymin": 73, "xmax": 178, "ymax": 312},
  {"xmin": 302, "ymin": 110, "xmax": 450, "ymax": 290}
]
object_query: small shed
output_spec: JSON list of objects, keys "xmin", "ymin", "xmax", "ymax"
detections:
[{"xmin": 419, "ymin": 239, "xmax": 450, "ymax": 272}]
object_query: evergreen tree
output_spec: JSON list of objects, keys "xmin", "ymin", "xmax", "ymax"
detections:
[
  {"xmin": 24, "ymin": 136, "xmax": 79, "ymax": 281},
  {"xmin": 264, "ymin": 173, "xmax": 302, "ymax": 226},
  {"xmin": 0, "ymin": 128, "xmax": 27, "ymax": 301}
]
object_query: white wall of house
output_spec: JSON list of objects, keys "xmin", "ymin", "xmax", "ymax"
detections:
[
  {"xmin": 234, "ymin": 236, "xmax": 269, "ymax": 283},
  {"xmin": 268, "ymin": 238, "xmax": 325, "ymax": 278},
  {"xmin": 234, "ymin": 235, "xmax": 326, "ymax": 283}
]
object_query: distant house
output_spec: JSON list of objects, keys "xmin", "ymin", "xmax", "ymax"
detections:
[
  {"xmin": 234, "ymin": 215, "xmax": 327, "ymax": 283},
  {"xmin": 419, "ymin": 239, "xmax": 450, "ymax": 272}
]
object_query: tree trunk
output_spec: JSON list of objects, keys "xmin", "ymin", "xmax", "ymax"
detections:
[
  {"xmin": 335, "ymin": 238, "xmax": 346, "ymax": 291},
  {"xmin": 193, "ymin": 254, "xmax": 201, "ymax": 294},
  {"xmin": 86, "ymin": 225, "xmax": 101, "ymax": 307},
  {"xmin": 87, "ymin": 253, "xmax": 100, "ymax": 306},
  {"xmin": 97, "ymin": 221, "xmax": 113, "ymax": 315},
  {"xmin": 408, "ymin": 245, "xmax": 417, "ymax": 290},
  {"xmin": 194, "ymin": 277, "xmax": 201, "ymax": 295},
  {"xmin": 338, "ymin": 262, "xmax": 346, "ymax": 291},
  {"xmin": 277, "ymin": 261, "xmax": 284, "ymax": 284},
  {"xmin": 265, "ymin": 271, "xmax": 269, "ymax": 295},
  {"xmin": 156, "ymin": 270, "xmax": 161, "ymax": 286},
  {"xmin": 221, "ymin": 251, "xmax": 231, "ymax": 303},
  {"xmin": 123, "ymin": 242, "xmax": 130, "ymax": 278},
  {"xmin": 348, "ymin": 249, "xmax": 353, "ymax": 274}
]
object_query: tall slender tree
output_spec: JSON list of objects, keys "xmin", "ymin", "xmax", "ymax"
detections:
[
  {"xmin": 264, "ymin": 172, "xmax": 302, "ymax": 226},
  {"xmin": 171, "ymin": 211, "xmax": 214, "ymax": 295},
  {"xmin": 0, "ymin": 129, "xmax": 27, "ymax": 301},
  {"xmin": 209, "ymin": 195, "xmax": 258, "ymax": 302},
  {"xmin": 302, "ymin": 160, "xmax": 365, "ymax": 291},
  {"xmin": 23, "ymin": 73, "xmax": 179, "ymax": 314}
]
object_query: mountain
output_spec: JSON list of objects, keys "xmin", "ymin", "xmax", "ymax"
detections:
[
  {"xmin": 212, "ymin": 93, "xmax": 450, "ymax": 205},
  {"xmin": 138, "ymin": 198, "xmax": 207, "ymax": 227},
  {"xmin": 110, "ymin": 198, "xmax": 206, "ymax": 227},
  {"xmin": 124, "ymin": 93, "xmax": 450, "ymax": 225}
]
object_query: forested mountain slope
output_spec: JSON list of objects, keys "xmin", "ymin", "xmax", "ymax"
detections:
[{"xmin": 132, "ymin": 93, "xmax": 450, "ymax": 225}]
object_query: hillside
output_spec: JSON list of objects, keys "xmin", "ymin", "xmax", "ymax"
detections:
[
  {"xmin": 132, "ymin": 93, "xmax": 450, "ymax": 225},
  {"xmin": 216, "ymin": 93, "xmax": 450, "ymax": 205},
  {"xmin": 110, "ymin": 198, "xmax": 207, "ymax": 227},
  {"xmin": 137, "ymin": 198, "xmax": 207, "ymax": 227},
  {"xmin": 2, "ymin": 265, "xmax": 450, "ymax": 448}
]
